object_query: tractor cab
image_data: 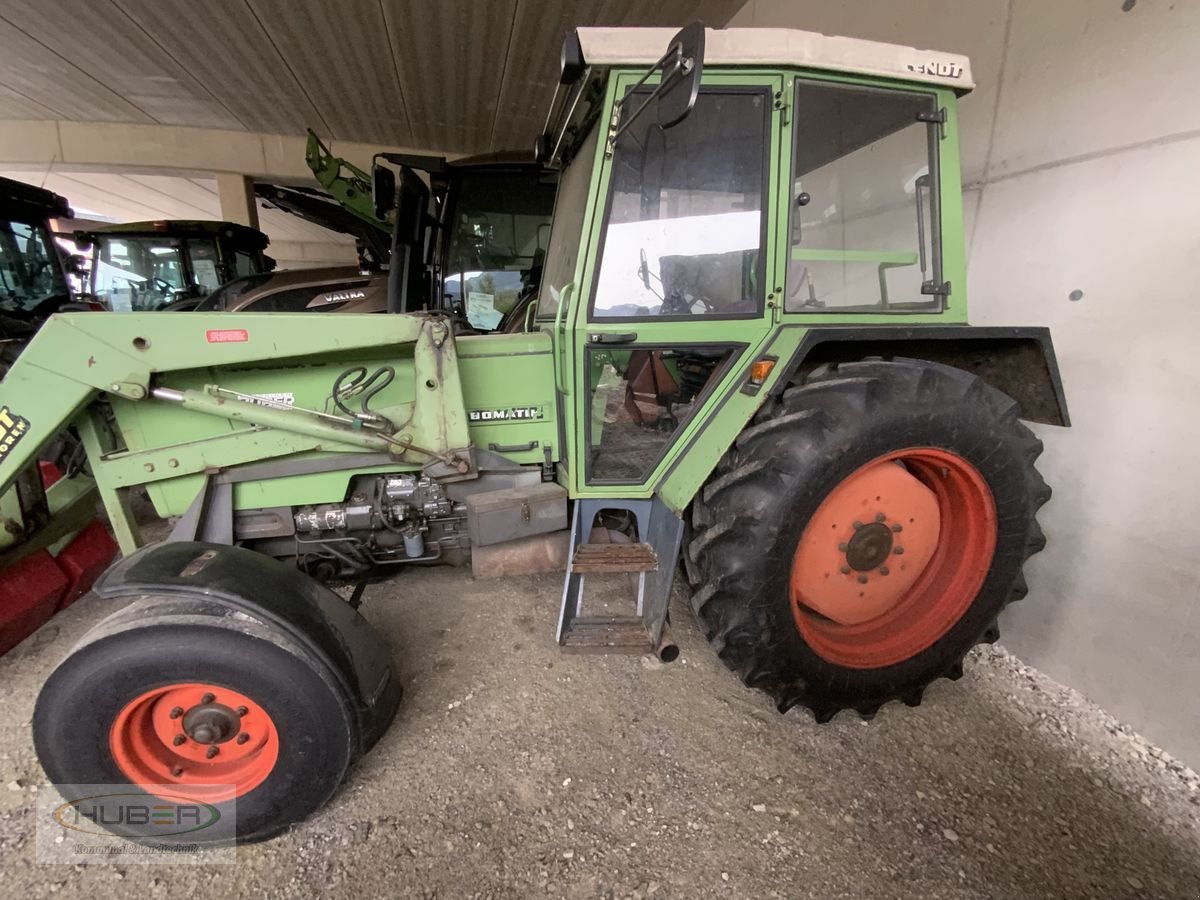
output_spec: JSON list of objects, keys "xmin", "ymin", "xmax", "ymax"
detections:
[
  {"xmin": 75, "ymin": 219, "xmax": 274, "ymax": 312},
  {"xmin": 372, "ymin": 152, "xmax": 557, "ymax": 332},
  {"xmin": 525, "ymin": 25, "xmax": 977, "ymax": 499},
  {"xmin": 0, "ymin": 176, "xmax": 76, "ymax": 327}
]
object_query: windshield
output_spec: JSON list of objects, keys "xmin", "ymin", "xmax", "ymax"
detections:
[
  {"xmin": 91, "ymin": 235, "xmax": 220, "ymax": 312},
  {"xmin": 536, "ymin": 125, "xmax": 600, "ymax": 319},
  {"xmin": 443, "ymin": 168, "xmax": 556, "ymax": 330},
  {"xmin": 0, "ymin": 220, "xmax": 70, "ymax": 315}
]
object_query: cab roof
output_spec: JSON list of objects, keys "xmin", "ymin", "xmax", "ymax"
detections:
[
  {"xmin": 0, "ymin": 175, "xmax": 73, "ymax": 225},
  {"xmin": 575, "ymin": 26, "xmax": 974, "ymax": 94},
  {"xmin": 79, "ymin": 220, "xmax": 270, "ymax": 249}
]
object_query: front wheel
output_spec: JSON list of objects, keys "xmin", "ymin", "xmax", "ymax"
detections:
[
  {"xmin": 685, "ymin": 358, "xmax": 1050, "ymax": 721},
  {"xmin": 33, "ymin": 597, "xmax": 358, "ymax": 844}
]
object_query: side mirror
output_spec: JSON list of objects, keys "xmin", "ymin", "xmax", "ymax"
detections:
[
  {"xmin": 657, "ymin": 22, "xmax": 705, "ymax": 129},
  {"xmin": 613, "ymin": 22, "xmax": 706, "ymax": 144},
  {"xmin": 372, "ymin": 163, "xmax": 397, "ymax": 220}
]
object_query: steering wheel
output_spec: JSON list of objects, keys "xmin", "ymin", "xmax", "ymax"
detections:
[{"xmin": 659, "ymin": 289, "xmax": 713, "ymax": 316}]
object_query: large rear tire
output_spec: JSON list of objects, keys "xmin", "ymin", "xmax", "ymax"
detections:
[{"xmin": 685, "ymin": 358, "xmax": 1050, "ymax": 721}]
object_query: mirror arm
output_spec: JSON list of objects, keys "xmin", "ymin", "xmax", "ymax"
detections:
[
  {"xmin": 547, "ymin": 67, "xmax": 592, "ymax": 165},
  {"xmin": 611, "ymin": 45, "xmax": 690, "ymax": 144}
]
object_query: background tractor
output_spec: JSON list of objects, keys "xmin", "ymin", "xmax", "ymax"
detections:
[
  {"xmin": 74, "ymin": 219, "xmax": 274, "ymax": 312},
  {"xmin": 253, "ymin": 134, "xmax": 557, "ymax": 329},
  {"xmin": 0, "ymin": 24, "xmax": 1067, "ymax": 844},
  {"xmin": 0, "ymin": 176, "xmax": 94, "ymax": 346}
]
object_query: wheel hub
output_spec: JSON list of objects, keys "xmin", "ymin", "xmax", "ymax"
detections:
[
  {"xmin": 845, "ymin": 521, "xmax": 894, "ymax": 571},
  {"xmin": 109, "ymin": 683, "xmax": 279, "ymax": 803},
  {"xmin": 181, "ymin": 702, "xmax": 241, "ymax": 745},
  {"xmin": 791, "ymin": 460, "xmax": 941, "ymax": 626}
]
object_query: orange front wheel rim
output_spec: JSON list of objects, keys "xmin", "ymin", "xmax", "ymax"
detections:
[
  {"xmin": 109, "ymin": 683, "xmax": 279, "ymax": 803},
  {"xmin": 789, "ymin": 448, "xmax": 997, "ymax": 669}
]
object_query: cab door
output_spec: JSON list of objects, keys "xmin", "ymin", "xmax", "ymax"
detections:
[{"xmin": 568, "ymin": 72, "xmax": 785, "ymax": 496}]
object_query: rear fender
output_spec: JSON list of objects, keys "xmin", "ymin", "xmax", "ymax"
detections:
[{"xmin": 771, "ymin": 326, "xmax": 1069, "ymax": 427}]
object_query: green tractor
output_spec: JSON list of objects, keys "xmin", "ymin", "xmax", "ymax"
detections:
[{"xmin": 1, "ymin": 25, "xmax": 1068, "ymax": 844}]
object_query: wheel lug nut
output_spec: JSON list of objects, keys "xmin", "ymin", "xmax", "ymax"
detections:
[
  {"xmin": 880, "ymin": 566, "xmax": 890, "ymax": 576},
  {"xmin": 201, "ymin": 693, "xmax": 215, "ymax": 704},
  {"xmin": 235, "ymin": 706, "xmax": 248, "ymax": 716},
  {"xmin": 169, "ymin": 707, "xmax": 183, "ymax": 719},
  {"xmin": 837, "ymin": 543, "xmax": 848, "ymax": 552},
  {"xmin": 875, "ymin": 512, "xmax": 886, "ymax": 523},
  {"xmin": 840, "ymin": 566, "xmax": 851, "ymax": 575},
  {"xmin": 206, "ymin": 746, "xmax": 219, "ymax": 760},
  {"xmin": 891, "ymin": 524, "xmax": 903, "ymax": 533},
  {"xmin": 236, "ymin": 733, "xmax": 249, "ymax": 745},
  {"xmin": 171, "ymin": 766, "xmax": 184, "ymax": 778},
  {"xmin": 173, "ymin": 734, "xmax": 186, "ymax": 746},
  {"xmin": 893, "ymin": 546, "xmax": 904, "ymax": 555},
  {"xmin": 857, "ymin": 574, "xmax": 868, "ymax": 584},
  {"xmin": 852, "ymin": 521, "xmax": 863, "ymax": 530}
]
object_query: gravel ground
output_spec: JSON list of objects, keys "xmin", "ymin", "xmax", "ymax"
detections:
[{"xmin": 0, "ymin": 566, "xmax": 1197, "ymax": 899}]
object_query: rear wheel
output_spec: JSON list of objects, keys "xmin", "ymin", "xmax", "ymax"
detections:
[
  {"xmin": 685, "ymin": 358, "xmax": 1050, "ymax": 721},
  {"xmin": 34, "ymin": 599, "xmax": 356, "ymax": 844}
]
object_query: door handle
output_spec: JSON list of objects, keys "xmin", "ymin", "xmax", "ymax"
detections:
[
  {"xmin": 588, "ymin": 332, "xmax": 638, "ymax": 344},
  {"xmin": 487, "ymin": 440, "xmax": 539, "ymax": 453}
]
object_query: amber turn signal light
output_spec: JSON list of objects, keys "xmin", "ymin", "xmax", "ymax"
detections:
[{"xmin": 749, "ymin": 358, "xmax": 776, "ymax": 385}]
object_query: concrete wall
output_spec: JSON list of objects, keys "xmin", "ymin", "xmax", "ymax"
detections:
[{"xmin": 731, "ymin": 0, "xmax": 1200, "ymax": 763}]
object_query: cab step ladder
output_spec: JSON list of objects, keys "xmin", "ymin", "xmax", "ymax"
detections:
[{"xmin": 556, "ymin": 496, "xmax": 684, "ymax": 655}]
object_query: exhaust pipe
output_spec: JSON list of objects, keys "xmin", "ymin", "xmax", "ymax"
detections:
[{"xmin": 656, "ymin": 622, "xmax": 680, "ymax": 664}]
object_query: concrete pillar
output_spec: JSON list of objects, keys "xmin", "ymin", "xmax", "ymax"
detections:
[{"xmin": 215, "ymin": 172, "xmax": 260, "ymax": 230}]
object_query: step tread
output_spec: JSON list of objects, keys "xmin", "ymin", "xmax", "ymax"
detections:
[
  {"xmin": 571, "ymin": 541, "xmax": 658, "ymax": 573},
  {"xmin": 560, "ymin": 616, "xmax": 651, "ymax": 654}
]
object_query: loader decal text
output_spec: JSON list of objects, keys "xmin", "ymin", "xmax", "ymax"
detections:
[
  {"xmin": 206, "ymin": 329, "xmax": 249, "ymax": 343},
  {"xmin": 0, "ymin": 406, "xmax": 30, "ymax": 457},
  {"xmin": 468, "ymin": 406, "xmax": 545, "ymax": 423}
]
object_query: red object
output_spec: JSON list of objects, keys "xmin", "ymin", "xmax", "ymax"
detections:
[
  {"xmin": 55, "ymin": 520, "xmax": 118, "ymax": 609},
  {"xmin": 789, "ymin": 448, "xmax": 997, "ymax": 669},
  {"xmin": 111, "ymin": 683, "xmax": 280, "ymax": 803},
  {"xmin": 0, "ymin": 551, "xmax": 68, "ymax": 655},
  {"xmin": 206, "ymin": 328, "xmax": 249, "ymax": 343},
  {"xmin": 38, "ymin": 460, "xmax": 63, "ymax": 488},
  {"xmin": 0, "ymin": 462, "xmax": 117, "ymax": 650}
]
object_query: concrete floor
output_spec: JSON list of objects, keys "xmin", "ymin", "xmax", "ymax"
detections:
[{"xmin": 0, "ymin": 567, "xmax": 1198, "ymax": 899}]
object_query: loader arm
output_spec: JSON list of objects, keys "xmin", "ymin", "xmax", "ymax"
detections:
[
  {"xmin": 0, "ymin": 312, "xmax": 474, "ymax": 510},
  {"xmin": 305, "ymin": 130, "xmax": 391, "ymax": 234}
]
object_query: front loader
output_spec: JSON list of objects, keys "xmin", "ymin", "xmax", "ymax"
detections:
[
  {"xmin": 1, "ymin": 24, "xmax": 1069, "ymax": 844},
  {"xmin": 0, "ymin": 177, "xmax": 117, "ymax": 655}
]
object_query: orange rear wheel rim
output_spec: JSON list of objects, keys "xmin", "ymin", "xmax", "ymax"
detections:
[
  {"xmin": 109, "ymin": 683, "xmax": 279, "ymax": 803},
  {"xmin": 789, "ymin": 448, "xmax": 997, "ymax": 669}
]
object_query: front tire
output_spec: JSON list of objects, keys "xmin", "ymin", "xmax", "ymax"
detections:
[
  {"xmin": 33, "ymin": 598, "xmax": 358, "ymax": 844},
  {"xmin": 685, "ymin": 358, "xmax": 1050, "ymax": 721}
]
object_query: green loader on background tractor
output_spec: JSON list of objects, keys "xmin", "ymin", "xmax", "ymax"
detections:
[{"xmin": 0, "ymin": 25, "xmax": 1068, "ymax": 844}]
